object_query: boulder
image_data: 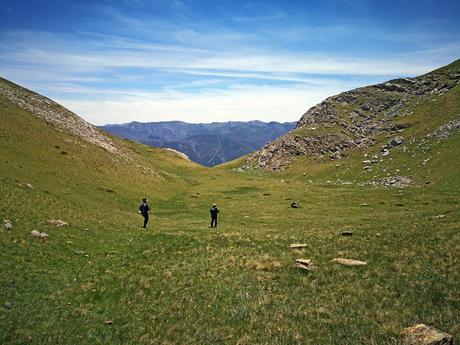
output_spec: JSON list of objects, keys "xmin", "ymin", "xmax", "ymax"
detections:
[
  {"xmin": 341, "ymin": 231, "xmax": 353, "ymax": 236},
  {"xmin": 294, "ymin": 259, "xmax": 315, "ymax": 271},
  {"xmin": 332, "ymin": 258, "xmax": 367, "ymax": 266},
  {"xmin": 401, "ymin": 324, "xmax": 453, "ymax": 345},
  {"xmin": 291, "ymin": 202, "xmax": 300, "ymax": 208}
]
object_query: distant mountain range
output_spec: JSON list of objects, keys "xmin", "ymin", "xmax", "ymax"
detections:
[{"xmin": 99, "ymin": 121, "xmax": 296, "ymax": 166}]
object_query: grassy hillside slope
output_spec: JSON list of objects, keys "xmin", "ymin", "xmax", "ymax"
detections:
[
  {"xmin": 241, "ymin": 59, "xmax": 460, "ymax": 176},
  {"xmin": 1, "ymin": 75, "xmax": 460, "ymax": 344}
]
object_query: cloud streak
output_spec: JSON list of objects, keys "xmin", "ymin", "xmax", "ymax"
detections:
[
  {"xmin": 59, "ymin": 83, "xmax": 349, "ymax": 126},
  {"xmin": 1, "ymin": 30, "xmax": 453, "ymax": 78}
]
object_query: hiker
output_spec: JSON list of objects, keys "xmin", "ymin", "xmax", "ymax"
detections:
[
  {"xmin": 138, "ymin": 198, "xmax": 151, "ymax": 228},
  {"xmin": 209, "ymin": 203, "xmax": 220, "ymax": 228}
]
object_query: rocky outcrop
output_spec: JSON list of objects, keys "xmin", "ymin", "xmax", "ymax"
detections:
[
  {"xmin": 426, "ymin": 118, "xmax": 460, "ymax": 141},
  {"xmin": 243, "ymin": 61, "xmax": 460, "ymax": 171},
  {"xmin": 253, "ymin": 132, "xmax": 357, "ymax": 170},
  {"xmin": 0, "ymin": 78, "xmax": 128, "ymax": 159}
]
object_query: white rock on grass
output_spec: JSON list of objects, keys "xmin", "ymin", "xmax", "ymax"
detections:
[
  {"xmin": 3, "ymin": 219, "xmax": 12, "ymax": 229},
  {"xmin": 47, "ymin": 219, "xmax": 68, "ymax": 227},
  {"xmin": 31, "ymin": 230, "xmax": 49, "ymax": 239},
  {"xmin": 401, "ymin": 324, "xmax": 453, "ymax": 345},
  {"xmin": 31, "ymin": 230, "xmax": 41, "ymax": 238},
  {"xmin": 289, "ymin": 244, "xmax": 307, "ymax": 249},
  {"xmin": 294, "ymin": 259, "xmax": 315, "ymax": 271},
  {"xmin": 332, "ymin": 258, "xmax": 367, "ymax": 266}
]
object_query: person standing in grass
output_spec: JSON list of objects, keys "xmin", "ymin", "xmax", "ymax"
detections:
[
  {"xmin": 139, "ymin": 197, "xmax": 151, "ymax": 228},
  {"xmin": 209, "ymin": 203, "xmax": 220, "ymax": 228}
]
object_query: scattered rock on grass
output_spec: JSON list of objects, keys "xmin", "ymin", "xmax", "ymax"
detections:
[
  {"xmin": 401, "ymin": 324, "xmax": 453, "ymax": 345},
  {"xmin": 26, "ymin": 183, "xmax": 33, "ymax": 189},
  {"xmin": 341, "ymin": 231, "xmax": 353, "ymax": 236},
  {"xmin": 31, "ymin": 230, "xmax": 41, "ymax": 238},
  {"xmin": 291, "ymin": 202, "xmax": 300, "ymax": 208},
  {"xmin": 382, "ymin": 136, "xmax": 404, "ymax": 151},
  {"xmin": 3, "ymin": 219, "xmax": 12, "ymax": 229},
  {"xmin": 104, "ymin": 320, "xmax": 113, "ymax": 325},
  {"xmin": 31, "ymin": 230, "xmax": 49, "ymax": 239},
  {"xmin": 294, "ymin": 259, "xmax": 315, "ymax": 271},
  {"xmin": 332, "ymin": 258, "xmax": 367, "ymax": 266},
  {"xmin": 432, "ymin": 215, "xmax": 445, "ymax": 219},
  {"xmin": 289, "ymin": 243, "xmax": 307, "ymax": 249},
  {"xmin": 361, "ymin": 176, "xmax": 413, "ymax": 188},
  {"xmin": 47, "ymin": 219, "xmax": 68, "ymax": 227}
]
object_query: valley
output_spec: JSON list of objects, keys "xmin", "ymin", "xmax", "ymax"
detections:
[
  {"xmin": 1, "ymin": 60, "xmax": 460, "ymax": 344},
  {"xmin": 100, "ymin": 121, "xmax": 296, "ymax": 167}
]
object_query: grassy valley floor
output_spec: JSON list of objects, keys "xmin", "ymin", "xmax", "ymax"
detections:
[
  {"xmin": 1, "ymin": 161, "xmax": 459, "ymax": 344},
  {"xmin": 1, "ymin": 79, "xmax": 459, "ymax": 344}
]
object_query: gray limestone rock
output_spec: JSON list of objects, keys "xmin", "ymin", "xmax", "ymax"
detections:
[{"xmin": 401, "ymin": 324, "xmax": 453, "ymax": 345}]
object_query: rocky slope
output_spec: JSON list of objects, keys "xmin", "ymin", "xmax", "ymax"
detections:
[
  {"xmin": 242, "ymin": 59, "xmax": 460, "ymax": 171},
  {"xmin": 0, "ymin": 77, "xmax": 127, "ymax": 158},
  {"xmin": 100, "ymin": 120, "xmax": 295, "ymax": 166}
]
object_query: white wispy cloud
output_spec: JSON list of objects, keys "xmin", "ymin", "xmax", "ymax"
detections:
[
  {"xmin": 1, "ymin": 18, "xmax": 459, "ymax": 126},
  {"xmin": 1, "ymin": 30, "xmax": 450, "ymax": 77},
  {"xmin": 58, "ymin": 83, "xmax": 349, "ymax": 125}
]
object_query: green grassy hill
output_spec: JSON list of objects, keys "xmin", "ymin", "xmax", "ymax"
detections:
[
  {"xmin": 1, "ymin": 65, "xmax": 460, "ymax": 345},
  {"xmin": 241, "ymin": 59, "xmax": 460, "ymax": 181}
]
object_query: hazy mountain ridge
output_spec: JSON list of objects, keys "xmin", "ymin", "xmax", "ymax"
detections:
[{"xmin": 100, "ymin": 120, "xmax": 296, "ymax": 166}]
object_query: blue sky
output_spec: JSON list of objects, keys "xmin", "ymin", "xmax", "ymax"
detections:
[{"xmin": 1, "ymin": 0, "xmax": 459, "ymax": 125}]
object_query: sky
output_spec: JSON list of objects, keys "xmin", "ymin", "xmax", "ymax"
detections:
[{"xmin": 1, "ymin": 0, "xmax": 459, "ymax": 125}]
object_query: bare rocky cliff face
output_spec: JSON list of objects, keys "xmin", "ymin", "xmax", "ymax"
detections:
[
  {"xmin": 242, "ymin": 60, "xmax": 460, "ymax": 171},
  {"xmin": 0, "ymin": 78, "xmax": 127, "ymax": 158}
]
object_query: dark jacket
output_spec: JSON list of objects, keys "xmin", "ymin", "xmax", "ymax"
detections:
[
  {"xmin": 139, "ymin": 202, "xmax": 150, "ymax": 215},
  {"xmin": 210, "ymin": 207, "xmax": 219, "ymax": 217}
]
